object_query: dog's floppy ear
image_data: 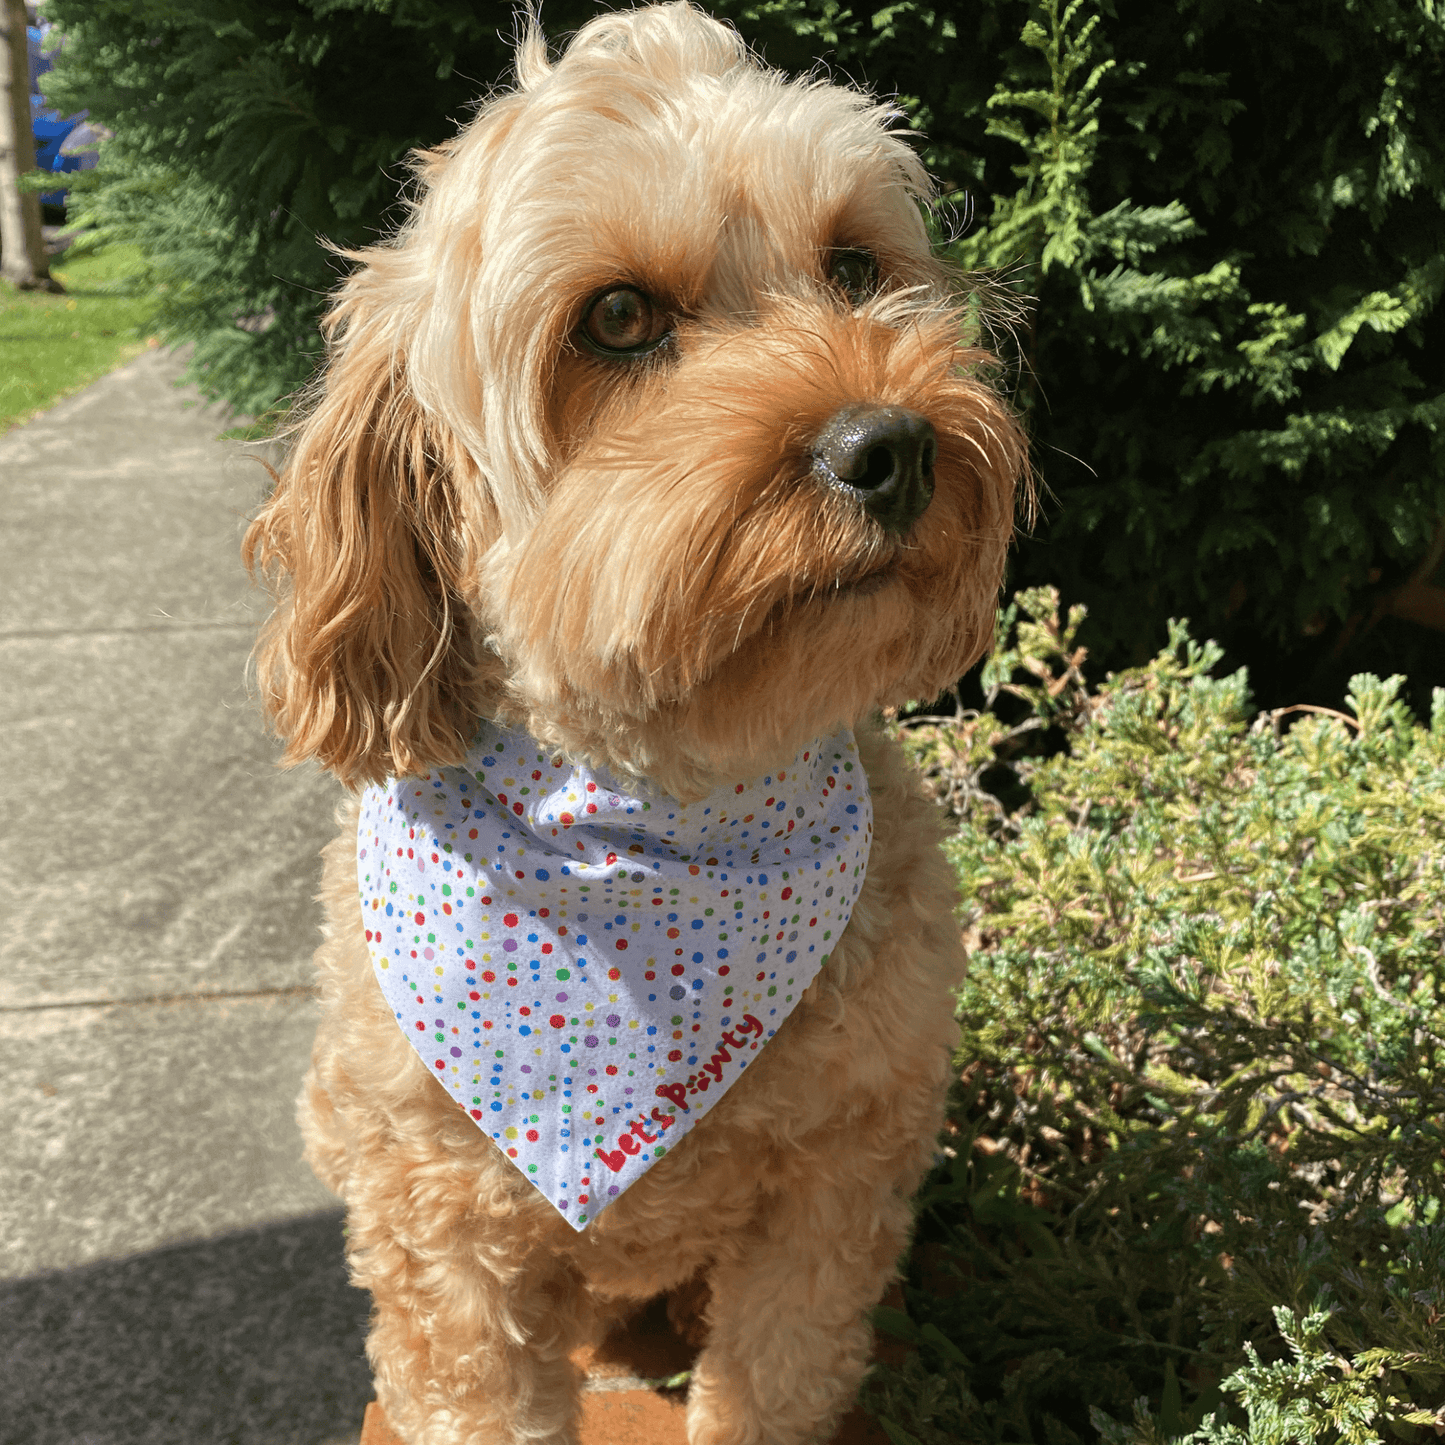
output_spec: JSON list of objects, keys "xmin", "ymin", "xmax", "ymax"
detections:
[{"xmin": 243, "ymin": 288, "xmax": 486, "ymax": 789}]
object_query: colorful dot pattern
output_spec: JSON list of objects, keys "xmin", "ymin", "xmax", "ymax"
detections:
[{"xmin": 357, "ymin": 722, "xmax": 872, "ymax": 1230}]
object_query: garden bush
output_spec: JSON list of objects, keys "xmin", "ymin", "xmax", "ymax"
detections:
[
  {"xmin": 870, "ymin": 588, "xmax": 1445, "ymax": 1444},
  {"xmin": 37, "ymin": 0, "xmax": 1445, "ymax": 703}
]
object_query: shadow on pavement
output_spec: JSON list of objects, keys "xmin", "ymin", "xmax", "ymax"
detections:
[{"xmin": 0, "ymin": 1209, "xmax": 371, "ymax": 1445}]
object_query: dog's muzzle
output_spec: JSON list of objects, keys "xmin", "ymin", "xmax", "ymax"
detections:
[{"xmin": 811, "ymin": 404, "xmax": 937, "ymax": 534}]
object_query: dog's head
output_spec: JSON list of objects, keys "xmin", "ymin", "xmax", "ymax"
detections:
[{"xmin": 245, "ymin": 1, "xmax": 1026, "ymax": 796}]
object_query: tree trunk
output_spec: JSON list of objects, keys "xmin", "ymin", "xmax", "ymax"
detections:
[{"xmin": 0, "ymin": 0, "xmax": 60, "ymax": 292}]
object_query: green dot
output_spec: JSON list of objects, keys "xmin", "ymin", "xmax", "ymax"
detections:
[{"xmin": 555, "ymin": 968, "xmax": 571, "ymax": 980}]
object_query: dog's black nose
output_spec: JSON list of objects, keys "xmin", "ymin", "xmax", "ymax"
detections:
[{"xmin": 811, "ymin": 404, "xmax": 937, "ymax": 533}]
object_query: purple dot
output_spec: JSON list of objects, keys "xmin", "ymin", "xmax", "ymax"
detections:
[
  {"xmin": 503, "ymin": 939, "xmax": 518, "ymax": 952},
  {"xmin": 556, "ymin": 992, "xmax": 569, "ymax": 1002},
  {"xmin": 606, "ymin": 1013, "xmax": 621, "ymax": 1027},
  {"xmin": 584, "ymin": 1035, "xmax": 599, "ymax": 1047}
]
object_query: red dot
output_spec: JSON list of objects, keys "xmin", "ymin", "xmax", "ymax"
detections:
[
  {"xmin": 550, "ymin": 1014, "xmax": 566, "ymax": 1028},
  {"xmin": 481, "ymin": 971, "xmax": 495, "ymax": 982},
  {"xmin": 615, "ymin": 939, "xmax": 628, "ymax": 951},
  {"xmin": 414, "ymin": 1021, "xmax": 425, "ymax": 1031},
  {"xmin": 608, "ymin": 967, "xmax": 621, "ymax": 981},
  {"xmin": 560, "ymin": 812, "xmax": 573, "ymax": 825},
  {"xmin": 414, "ymin": 912, "xmax": 425, "ymax": 924},
  {"xmin": 667, "ymin": 1049, "xmax": 682, "ymax": 1061},
  {"xmin": 469, "ymin": 828, "xmax": 478, "ymax": 839},
  {"xmin": 519, "ymin": 1006, "xmax": 531, "ymax": 1016},
  {"xmin": 718, "ymin": 965, "xmax": 730, "ymax": 976},
  {"xmin": 671, "ymin": 964, "xmax": 685, "ymax": 975},
  {"xmin": 504, "ymin": 913, "xmax": 519, "ymax": 927},
  {"xmin": 526, "ymin": 1128, "xmax": 539, "ymax": 1141},
  {"xmin": 434, "ymin": 1061, "xmax": 445, "ymax": 1070},
  {"xmin": 469, "ymin": 990, "xmax": 480, "ymax": 1001},
  {"xmin": 470, "ymin": 1109, "xmax": 482, "ymax": 1119},
  {"xmin": 605, "ymin": 1064, "xmax": 617, "ymax": 1075}
]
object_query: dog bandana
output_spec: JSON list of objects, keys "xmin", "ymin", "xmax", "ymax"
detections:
[{"xmin": 357, "ymin": 722, "xmax": 872, "ymax": 1230}]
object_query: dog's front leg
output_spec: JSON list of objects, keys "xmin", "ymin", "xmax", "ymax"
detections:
[
  {"xmin": 351, "ymin": 1203, "xmax": 589, "ymax": 1445},
  {"xmin": 683, "ymin": 1178, "xmax": 913, "ymax": 1445}
]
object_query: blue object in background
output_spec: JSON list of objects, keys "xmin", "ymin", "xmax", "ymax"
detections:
[{"xmin": 29, "ymin": 21, "xmax": 92, "ymax": 210}]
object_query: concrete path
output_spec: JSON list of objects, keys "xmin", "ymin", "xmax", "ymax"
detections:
[
  {"xmin": 0, "ymin": 350, "xmax": 370, "ymax": 1444},
  {"xmin": 0, "ymin": 350, "xmax": 893, "ymax": 1445}
]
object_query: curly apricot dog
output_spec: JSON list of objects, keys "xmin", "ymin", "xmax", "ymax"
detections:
[{"xmin": 244, "ymin": 4, "xmax": 1024, "ymax": 1441}]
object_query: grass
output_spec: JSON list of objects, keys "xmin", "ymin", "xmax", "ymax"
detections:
[{"xmin": 0, "ymin": 244, "xmax": 160, "ymax": 434}]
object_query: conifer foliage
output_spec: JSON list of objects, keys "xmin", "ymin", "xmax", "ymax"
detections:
[
  {"xmin": 36, "ymin": 0, "xmax": 598, "ymax": 414},
  {"xmin": 36, "ymin": 0, "xmax": 1445, "ymax": 697}
]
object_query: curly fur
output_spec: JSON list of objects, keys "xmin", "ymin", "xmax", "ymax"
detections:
[{"xmin": 244, "ymin": 5, "xmax": 1025, "ymax": 1442}]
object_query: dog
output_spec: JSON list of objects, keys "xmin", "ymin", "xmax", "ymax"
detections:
[{"xmin": 243, "ymin": 5, "xmax": 1024, "ymax": 1441}]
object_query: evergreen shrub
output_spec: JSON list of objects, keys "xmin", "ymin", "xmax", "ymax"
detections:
[
  {"xmin": 35, "ymin": 0, "xmax": 599, "ymax": 416},
  {"xmin": 871, "ymin": 588, "xmax": 1445, "ymax": 1445},
  {"xmin": 39, "ymin": 0, "xmax": 1445, "ymax": 700}
]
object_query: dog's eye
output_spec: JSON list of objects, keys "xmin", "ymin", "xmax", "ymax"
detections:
[
  {"xmin": 828, "ymin": 249, "xmax": 878, "ymax": 305},
  {"xmin": 579, "ymin": 287, "xmax": 669, "ymax": 357}
]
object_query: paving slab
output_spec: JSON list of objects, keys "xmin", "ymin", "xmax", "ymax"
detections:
[
  {"xmin": 0, "ymin": 1212, "xmax": 370, "ymax": 1445},
  {"xmin": 1, "ymin": 991, "xmax": 338, "ymax": 1277},
  {"xmin": 0, "ymin": 349, "xmax": 359, "ymax": 1443}
]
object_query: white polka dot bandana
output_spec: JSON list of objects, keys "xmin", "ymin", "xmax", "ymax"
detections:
[{"xmin": 357, "ymin": 723, "xmax": 872, "ymax": 1229}]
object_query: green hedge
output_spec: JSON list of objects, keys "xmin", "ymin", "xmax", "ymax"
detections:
[
  {"xmin": 872, "ymin": 589, "xmax": 1444, "ymax": 1444},
  {"xmin": 40, "ymin": 0, "xmax": 1445, "ymax": 703}
]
